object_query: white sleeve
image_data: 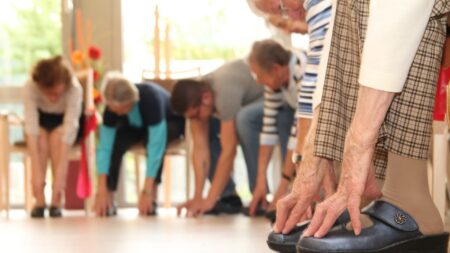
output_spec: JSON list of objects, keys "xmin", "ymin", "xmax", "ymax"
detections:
[
  {"xmin": 23, "ymin": 80, "xmax": 40, "ymax": 137},
  {"xmin": 359, "ymin": 0, "xmax": 435, "ymax": 93},
  {"xmin": 62, "ymin": 78, "xmax": 83, "ymax": 144}
]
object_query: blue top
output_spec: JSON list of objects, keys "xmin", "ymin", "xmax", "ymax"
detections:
[{"xmin": 96, "ymin": 82, "xmax": 171, "ymax": 178}]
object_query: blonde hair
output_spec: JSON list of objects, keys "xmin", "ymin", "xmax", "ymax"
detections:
[{"xmin": 101, "ymin": 71, "xmax": 139, "ymax": 105}]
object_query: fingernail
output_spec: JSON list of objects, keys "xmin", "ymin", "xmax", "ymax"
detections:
[{"xmin": 303, "ymin": 229, "xmax": 311, "ymax": 237}]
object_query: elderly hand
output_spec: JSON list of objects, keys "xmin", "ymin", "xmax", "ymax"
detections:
[
  {"xmin": 302, "ymin": 86, "xmax": 393, "ymax": 237},
  {"xmin": 273, "ymin": 155, "xmax": 335, "ymax": 234},
  {"xmin": 302, "ymin": 128, "xmax": 382, "ymax": 238}
]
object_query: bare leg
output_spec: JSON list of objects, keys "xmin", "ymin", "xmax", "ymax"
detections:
[
  {"xmin": 29, "ymin": 129, "xmax": 50, "ymax": 207},
  {"xmin": 48, "ymin": 127, "xmax": 70, "ymax": 207}
]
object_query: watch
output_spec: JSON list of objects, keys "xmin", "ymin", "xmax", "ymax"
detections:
[{"xmin": 291, "ymin": 151, "xmax": 302, "ymax": 165}]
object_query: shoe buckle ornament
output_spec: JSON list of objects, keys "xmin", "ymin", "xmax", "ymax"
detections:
[{"xmin": 394, "ymin": 212, "xmax": 407, "ymax": 225}]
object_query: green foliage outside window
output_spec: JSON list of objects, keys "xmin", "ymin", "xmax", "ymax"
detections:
[{"xmin": 0, "ymin": 0, "xmax": 61, "ymax": 85}]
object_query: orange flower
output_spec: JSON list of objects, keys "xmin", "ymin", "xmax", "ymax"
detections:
[
  {"xmin": 71, "ymin": 51, "xmax": 84, "ymax": 65},
  {"xmin": 93, "ymin": 88, "xmax": 102, "ymax": 104}
]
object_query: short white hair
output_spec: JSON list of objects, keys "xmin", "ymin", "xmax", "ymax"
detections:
[{"xmin": 101, "ymin": 71, "xmax": 139, "ymax": 105}]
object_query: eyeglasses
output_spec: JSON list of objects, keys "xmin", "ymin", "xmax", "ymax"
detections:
[{"xmin": 278, "ymin": 0, "xmax": 289, "ymax": 19}]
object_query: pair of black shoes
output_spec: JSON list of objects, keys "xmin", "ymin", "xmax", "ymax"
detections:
[
  {"xmin": 204, "ymin": 195, "xmax": 243, "ymax": 215},
  {"xmin": 105, "ymin": 202, "xmax": 157, "ymax": 217},
  {"xmin": 267, "ymin": 201, "xmax": 449, "ymax": 253},
  {"xmin": 30, "ymin": 206, "xmax": 62, "ymax": 218}
]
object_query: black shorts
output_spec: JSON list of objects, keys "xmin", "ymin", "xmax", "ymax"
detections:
[{"xmin": 38, "ymin": 110, "xmax": 85, "ymax": 143}]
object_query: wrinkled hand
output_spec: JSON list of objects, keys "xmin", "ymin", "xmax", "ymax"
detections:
[
  {"xmin": 93, "ymin": 188, "xmax": 111, "ymax": 216},
  {"xmin": 138, "ymin": 192, "xmax": 154, "ymax": 215},
  {"xmin": 273, "ymin": 156, "xmax": 334, "ymax": 234},
  {"xmin": 303, "ymin": 128, "xmax": 382, "ymax": 238},
  {"xmin": 249, "ymin": 184, "xmax": 268, "ymax": 216}
]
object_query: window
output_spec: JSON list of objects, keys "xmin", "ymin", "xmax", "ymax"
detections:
[
  {"xmin": 0, "ymin": 0, "xmax": 61, "ymax": 86},
  {"xmin": 122, "ymin": 0, "xmax": 272, "ymax": 82}
]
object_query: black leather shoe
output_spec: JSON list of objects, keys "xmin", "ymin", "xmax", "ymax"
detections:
[
  {"xmin": 241, "ymin": 206, "xmax": 266, "ymax": 217},
  {"xmin": 265, "ymin": 209, "xmax": 276, "ymax": 224},
  {"xmin": 267, "ymin": 211, "xmax": 350, "ymax": 253},
  {"xmin": 205, "ymin": 195, "xmax": 243, "ymax": 215},
  {"xmin": 297, "ymin": 200, "xmax": 449, "ymax": 253},
  {"xmin": 106, "ymin": 202, "xmax": 118, "ymax": 217},
  {"xmin": 30, "ymin": 206, "xmax": 46, "ymax": 218},
  {"xmin": 48, "ymin": 206, "xmax": 62, "ymax": 218},
  {"xmin": 146, "ymin": 202, "xmax": 158, "ymax": 216}
]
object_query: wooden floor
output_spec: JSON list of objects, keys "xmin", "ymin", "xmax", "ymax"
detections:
[
  {"xmin": 0, "ymin": 209, "xmax": 273, "ymax": 253},
  {"xmin": 1, "ymin": 209, "xmax": 450, "ymax": 253}
]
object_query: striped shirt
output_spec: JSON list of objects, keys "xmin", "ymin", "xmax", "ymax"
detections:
[
  {"xmin": 260, "ymin": 50, "xmax": 307, "ymax": 150},
  {"xmin": 297, "ymin": 0, "xmax": 332, "ymax": 118}
]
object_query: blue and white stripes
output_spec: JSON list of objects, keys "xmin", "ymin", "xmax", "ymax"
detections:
[{"xmin": 297, "ymin": 0, "xmax": 332, "ymax": 119}]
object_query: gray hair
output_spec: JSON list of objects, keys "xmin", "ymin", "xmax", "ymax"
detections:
[
  {"xmin": 101, "ymin": 71, "xmax": 139, "ymax": 105},
  {"xmin": 248, "ymin": 39, "xmax": 292, "ymax": 71}
]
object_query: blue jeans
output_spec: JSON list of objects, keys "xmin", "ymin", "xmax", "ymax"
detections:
[
  {"xmin": 236, "ymin": 100, "xmax": 294, "ymax": 192},
  {"xmin": 208, "ymin": 117, "xmax": 236, "ymax": 197}
]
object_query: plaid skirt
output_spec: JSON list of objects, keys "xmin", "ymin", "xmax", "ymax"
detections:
[{"xmin": 314, "ymin": 0, "xmax": 449, "ymax": 179}]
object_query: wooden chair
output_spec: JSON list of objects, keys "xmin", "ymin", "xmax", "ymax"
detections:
[
  {"xmin": 0, "ymin": 69, "xmax": 96, "ymax": 217},
  {"xmin": 130, "ymin": 68, "xmax": 200, "ymax": 208}
]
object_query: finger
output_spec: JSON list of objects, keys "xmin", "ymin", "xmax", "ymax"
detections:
[
  {"xmin": 249, "ymin": 197, "xmax": 259, "ymax": 216},
  {"xmin": 273, "ymin": 196, "xmax": 295, "ymax": 233},
  {"xmin": 314, "ymin": 203, "xmax": 346, "ymax": 238},
  {"xmin": 303, "ymin": 201, "xmax": 328, "ymax": 237},
  {"xmin": 348, "ymin": 196, "xmax": 362, "ymax": 236},
  {"xmin": 282, "ymin": 201, "xmax": 309, "ymax": 234},
  {"xmin": 176, "ymin": 203, "xmax": 187, "ymax": 217}
]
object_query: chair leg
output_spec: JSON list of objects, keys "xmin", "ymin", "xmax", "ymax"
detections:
[
  {"xmin": 185, "ymin": 153, "xmax": 190, "ymax": 201},
  {"xmin": 0, "ymin": 153, "xmax": 3, "ymax": 215},
  {"xmin": 134, "ymin": 154, "xmax": 141, "ymax": 201},
  {"xmin": 5, "ymin": 153, "xmax": 10, "ymax": 218},
  {"xmin": 24, "ymin": 156, "xmax": 32, "ymax": 213},
  {"xmin": 163, "ymin": 156, "xmax": 172, "ymax": 208}
]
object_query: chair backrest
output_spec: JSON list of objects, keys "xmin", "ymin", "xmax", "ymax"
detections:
[{"xmin": 141, "ymin": 67, "xmax": 202, "ymax": 92}]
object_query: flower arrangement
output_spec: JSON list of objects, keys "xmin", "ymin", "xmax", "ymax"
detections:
[{"xmin": 71, "ymin": 45, "xmax": 104, "ymax": 105}]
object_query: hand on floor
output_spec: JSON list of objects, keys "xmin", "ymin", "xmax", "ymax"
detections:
[
  {"xmin": 93, "ymin": 189, "xmax": 111, "ymax": 216},
  {"xmin": 138, "ymin": 192, "xmax": 154, "ymax": 215},
  {"xmin": 248, "ymin": 184, "xmax": 268, "ymax": 216},
  {"xmin": 177, "ymin": 198, "xmax": 212, "ymax": 218}
]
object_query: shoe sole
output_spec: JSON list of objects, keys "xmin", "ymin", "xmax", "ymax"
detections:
[
  {"xmin": 267, "ymin": 240, "xmax": 296, "ymax": 253},
  {"xmin": 297, "ymin": 233, "xmax": 449, "ymax": 253}
]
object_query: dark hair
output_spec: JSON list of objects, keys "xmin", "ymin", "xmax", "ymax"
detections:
[
  {"xmin": 170, "ymin": 79, "xmax": 210, "ymax": 115},
  {"xmin": 249, "ymin": 39, "xmax": 292, "ymax": 71},
  {"xmin": 32, "ymin": 55, "xmax": 72, "ymax": 88}
]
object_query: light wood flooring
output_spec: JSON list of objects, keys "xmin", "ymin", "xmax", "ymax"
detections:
[{"xmin": 1, "ymin": 208, "xmax": 450, "ymax": 253}]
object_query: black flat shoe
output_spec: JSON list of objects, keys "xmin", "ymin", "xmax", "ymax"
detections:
[
  {"xmin": 241, "ymin": 206, "xmax": 267, "ymax": 217},
  {"xmin": 267, "ymin": 211, "xmax": 350, "ymax": 253},
  {"xmin": 106, "ymin": 203, "xmax": 118, "ymax": 217},
  {"xmin": 265, "ymin": 209, "xmax": 276, "ymax": 224},
  {"xmin": 48, "ymin": 206, "xmax": 62, "ymax": 218},
  {"xmin": 146, "ymin": 202, "xmax": 158, "ymax": 216},
  {"xmin": 297, "ymin": 200, "xmax": 449, "ymax": 253},
  {"xmin": 205, "ymin": 195, "xmax": 243, "ymax": 215},
  {"xmin": 30, "ymin": 206, "xmax": 46, "ymax": 218}
]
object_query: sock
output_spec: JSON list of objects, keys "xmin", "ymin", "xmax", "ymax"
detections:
[{"xmin": 381, "ymin": 152, "xmax": 444, "ymax": 235}]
